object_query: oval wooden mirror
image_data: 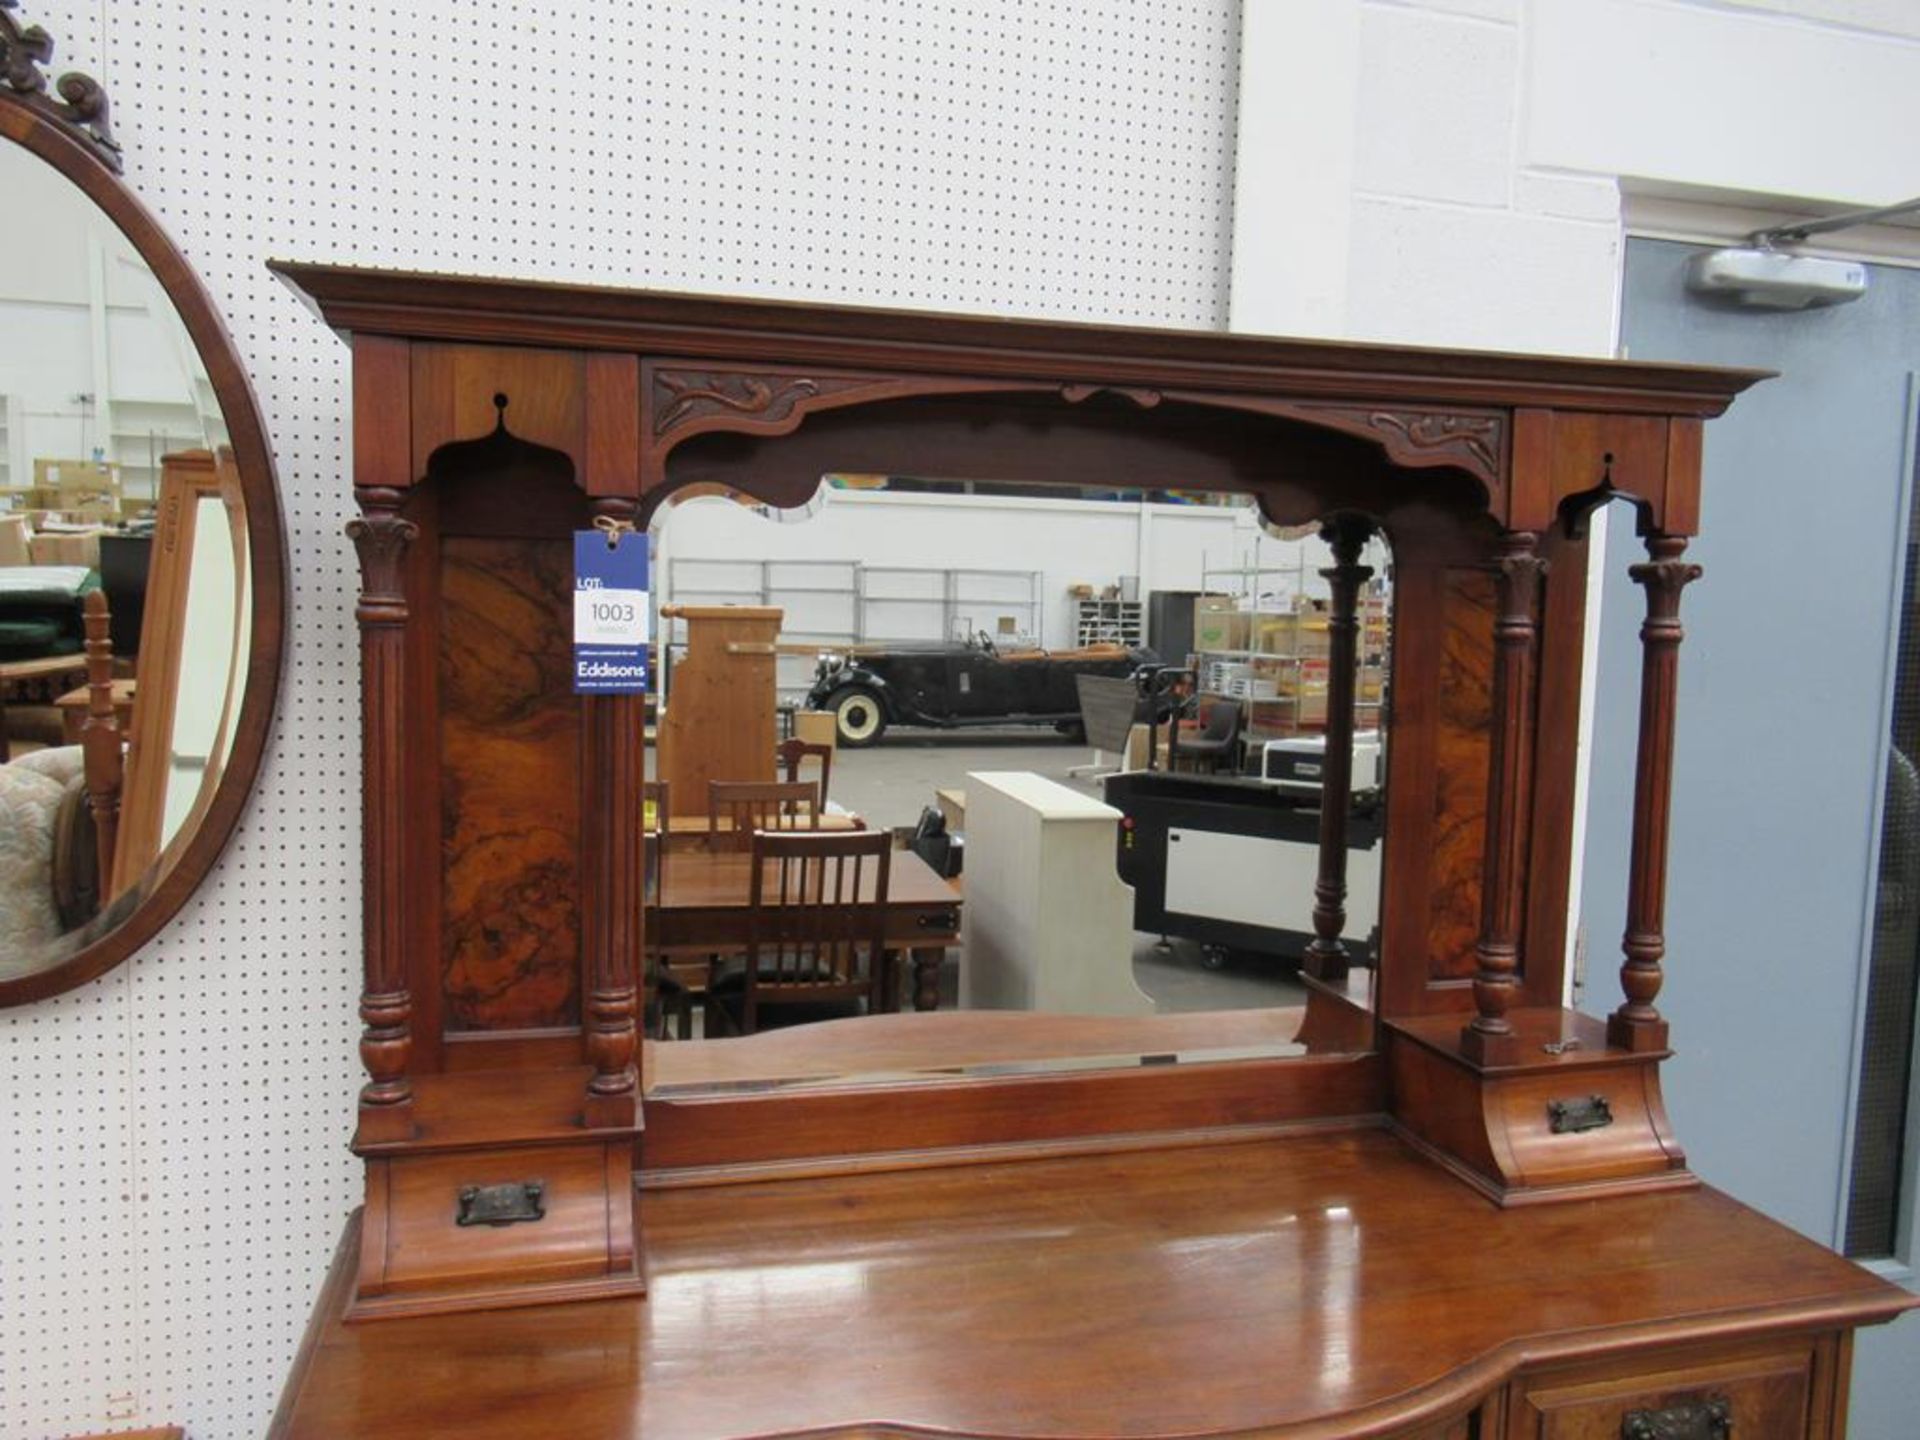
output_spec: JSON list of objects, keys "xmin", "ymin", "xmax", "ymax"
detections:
[{"xmin": 0, "ymin": 4, "xmax": 285, "ymax": 1003}]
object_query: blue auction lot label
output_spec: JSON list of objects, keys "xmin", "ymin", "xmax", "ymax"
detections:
[{"xmin": 573, "ymin": 529, "xmax": 650, "ymax": 694}]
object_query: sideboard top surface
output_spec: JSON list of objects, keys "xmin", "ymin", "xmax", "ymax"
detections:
[{"xmin": 273, "ymin": 1128, "xmax": 1908, "ymax": 1440}]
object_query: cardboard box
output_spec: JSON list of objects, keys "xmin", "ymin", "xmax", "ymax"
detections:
[
  {"xmin": 28, "ymin": 460, "xmax": 121, "ymax": 523},
  {"xmin": 792, "ymin": 709, "xmax": 837, "ymax": 749},
  {"xmin": 32, "ymin": 459, "xmax": 116, "ymax": 496},
  {"xmin": 0, "ymin": 514, "xmax": 27, "ymax": 567},
  {"xmin": 27, "ymin": 528, "xmax": 103, "ymax": 568},
  {"xmin": 1253, "ymin": 614, "xmax": 1298, "ymax": 654},
  {"xmin": 1194, "ymin": 610, "xmax": 1249, "ymax": 653}
]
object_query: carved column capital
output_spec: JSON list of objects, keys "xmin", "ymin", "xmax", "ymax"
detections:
[
  {"xmin": 1629, "ymin": 533, "xmax": 1703, "ymax": 633},
  {"xmin": 1490, "ymin": 529, "xmax": 1547, "ymax": 631},
  {"xmin": 346, "ymin": 486, "xmax": 418, "ymax": 626}
]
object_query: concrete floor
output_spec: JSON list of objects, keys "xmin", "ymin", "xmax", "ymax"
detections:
[{"xmin": 834, "ymin": 726, "xmax": 1307, "ymax": 1015}]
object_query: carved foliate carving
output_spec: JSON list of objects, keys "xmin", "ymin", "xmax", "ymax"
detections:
[
  {"xmin": 1366, "ymin": 410, "xmax": 1503, "ymax": 474},
  {"xmin": 1281, "ymin": 403, "xmax": 1506, "ymax": 490},
  {"xmin": 1629, "ymin": 534, "xmax": 1703, "ymax": 642},
  {"xmin": 0, "ymin": 1, "xmax": 119, "ymax": 170},
  {"xmin": 654, "ymin": 369, "xmax": 888, "ymax": 438},
  {"xmin": 346, "ymin": 487, "xmax": 418, "ymax": 626}
]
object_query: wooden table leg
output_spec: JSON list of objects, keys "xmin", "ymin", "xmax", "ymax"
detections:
[{"xmin": 912, "ymin": 947, "xmax": 943, "ymax": 1012}]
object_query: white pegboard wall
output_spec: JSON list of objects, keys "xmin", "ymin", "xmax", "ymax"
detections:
[{"xmin": 0, "ymin": 3, "xmax": 1240, "ymax": 1435}]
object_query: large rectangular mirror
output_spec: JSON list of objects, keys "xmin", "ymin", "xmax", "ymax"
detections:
[{"xmin": 641, "ymin": 477, "xmax": 1393, "ymax": 1094}]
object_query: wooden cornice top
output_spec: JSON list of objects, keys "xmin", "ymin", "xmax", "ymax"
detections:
[{"xmin": 269, "ymin": 261, "xmax": 1769, "ymax": 417}]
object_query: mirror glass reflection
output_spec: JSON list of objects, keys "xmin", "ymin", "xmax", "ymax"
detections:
[
  {"xmin": 642, "ymin": 477, "xmax": 1393, "ymax": 1093},
  {"xmin": 0, "ymin": 140, "xmax": 247, "ymax": 965}
]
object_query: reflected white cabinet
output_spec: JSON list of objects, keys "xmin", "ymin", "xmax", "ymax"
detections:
[{"xmin": 960, "ymin": 770, "xmax": 1151, "ymax": 1016}]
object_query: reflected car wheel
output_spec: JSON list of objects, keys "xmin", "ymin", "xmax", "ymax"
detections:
[{"xmin": 831, "ymin": 687, "xmax": 888, "ymax": 747}]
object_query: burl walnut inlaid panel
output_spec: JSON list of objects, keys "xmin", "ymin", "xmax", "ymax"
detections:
[
  {"xmin": 1430, "ymin": 568, "xmax": 1496, "ymax": 982},
  {"xmin": 439, "ymin": 535, "xmax": 581, "ymax": 1030}
]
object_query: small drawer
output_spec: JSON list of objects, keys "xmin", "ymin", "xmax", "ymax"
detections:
[
  {"xmin": 1510, "ymin": 1343, "xmax": 1818, "ymax": 1440},
  {"xmin": 1403, "ymin": 1411, "xmax": 1476, "ymax": 1440}
]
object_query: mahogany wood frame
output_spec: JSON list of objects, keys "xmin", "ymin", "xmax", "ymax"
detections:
[
  {"xmin": 271, "ymin": 258, "xmax": 1767, "ymax": 1314},
  {"xmin": 0, "ymin": 12, "xmax": 288, "ymax": 1006}
]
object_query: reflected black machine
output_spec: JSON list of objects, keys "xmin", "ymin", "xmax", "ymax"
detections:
[{"xmin": 1102, "ymin": 665, "xmax": 1383, "ymax": 971}]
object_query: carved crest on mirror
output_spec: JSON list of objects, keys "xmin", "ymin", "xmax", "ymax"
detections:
[{"xmin": 0, "ymin": 0, "xmax": 117, "ymax": 169}]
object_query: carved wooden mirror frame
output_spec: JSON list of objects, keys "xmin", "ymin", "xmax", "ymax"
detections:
[{"xmin": 0, "ymin": 3, "xmax": 287, "ymax": 1003}]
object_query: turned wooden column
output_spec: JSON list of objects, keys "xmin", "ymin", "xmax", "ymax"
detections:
[
  {"xmin": 1303, "ymin": 515, "xmax": 1374, "ymax": 984},
  {"xmin": 580, "ymin": 499, "xmax": 643, "ymax": 1129},
  {"xmin": 1608, "ymin": 533, "xmax": 1701, "ymax": 1053},
  {"xmin": 347, "ymin": 485, "xmax": 418, "ymax": 1142},
  {"xmin": 79, "ymin": 589, "xmax": 121, "ymax": 887},
  {"xmin": 1460, "ymin": 530, "xmax": 1547, "ymax": 1067}
]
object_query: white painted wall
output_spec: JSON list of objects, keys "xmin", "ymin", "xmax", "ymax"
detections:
[{"xmin": 1233, "ymin": 0, "xmax": 1920, "ymax": 353}]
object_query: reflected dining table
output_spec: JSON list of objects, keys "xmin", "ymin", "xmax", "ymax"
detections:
[{"xmin": 648, "ymin": 846, "xmax": 964, "ymax": 1013}]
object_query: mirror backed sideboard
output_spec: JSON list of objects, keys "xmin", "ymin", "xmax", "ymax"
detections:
[{"xmin": 255, "ymin": 261, "xmax": 1915, "ymax": 1439}]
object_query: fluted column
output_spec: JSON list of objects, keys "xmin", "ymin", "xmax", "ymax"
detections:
[
  {"xmin": 1460, "ymin": 530, "xmax": 1547, "ymax": 1067},
  {"xmin": 1303, "ymin": 515, "xmax": 1375, "ymax": 985},
  {"xmin": 1607, "ymin": 534, "xmax": 1701, "ymax": 1053},
  {"xmin": 581, "ymin": 498, "xmax": 642, "ymax": 1128},
  {"xmin": 347, "ymin": 485, "xmax": 418, "ymax": 1141}
]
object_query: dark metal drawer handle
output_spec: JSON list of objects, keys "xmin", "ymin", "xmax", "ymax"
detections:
[
  {"xmin": 1621, "ymin": 1395, "xmax": 1731, "ymax": 1440},
  {"xmin": 1547, "ymin": 1093, "xmax": 1613, "ymax": 1134},
  {"xmin": 917, "ymin": 910, "xmax": 960, "ymax": 930},
  {"xmin": 456, "ymin": 1180, "xmax": 546, "ymax": 1227}
]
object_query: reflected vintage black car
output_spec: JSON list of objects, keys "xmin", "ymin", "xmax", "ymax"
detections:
[{"xmin": 805, "ymin": 635, "xmax": 1157, "ymax": 746}]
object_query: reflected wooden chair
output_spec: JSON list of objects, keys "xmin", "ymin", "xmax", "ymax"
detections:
[
  {"xmin": 706, "ymin": 779, "xmax": 820, "ymax": 852},
  {"xmin": 705, "ymin": 829, "xmax": 893, "ymax": 1036},
  {"xmin": 775, "ymin": 738, "xmax": 834, "ymax": 807},
  {"xmin": 642, "ymin": 779, "xmax": 694, "ymax": 1040}
]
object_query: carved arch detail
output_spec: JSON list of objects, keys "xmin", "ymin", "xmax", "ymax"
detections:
[
  {"xmin": 1161, "ymin": 392, "xmax": 1509, "ymax": 510},
  {"xmin": 643, "ymin": 361, "xmax": 1509, "ymax": 512},
  {"xmin": 642, "ymin": 363, "xmax": 1049, "ymax": 477}
]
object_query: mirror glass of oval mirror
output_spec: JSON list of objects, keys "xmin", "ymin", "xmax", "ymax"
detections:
[
  {"xmin": 0, "ymin": 136, "xmax": 251, "ymax": 972},
  {"xmin": 642, "ymin": 477, "xmax": 1393, "ymax": 1093}
]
